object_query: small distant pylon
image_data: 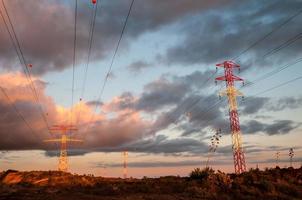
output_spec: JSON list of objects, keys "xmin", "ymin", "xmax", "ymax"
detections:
[
  {"xmin": 215, "ymin": 61, "xmax": 246, "ymax": 174},
  {"xmin": 44, "ymin": 125, "xmax": 82, "ymax": 172},
  {"xmin": 276, "ymin": 151, "xmax": 280, "ymax": 167},
  {"xmin": 206, "ymin": 129, "xmax": 222, "ymax": 168},
  {"xmin": 123, "ymin": 150, "xmax": 128, "ymax": 179},
  {"xmin": 289, "ymin": 148, "xmax": 294, "ymax": 167}
]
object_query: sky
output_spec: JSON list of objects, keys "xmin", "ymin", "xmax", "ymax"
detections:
[{"xmin": 0, "ymin": 0, "xmax": 302, "ymax": 178}]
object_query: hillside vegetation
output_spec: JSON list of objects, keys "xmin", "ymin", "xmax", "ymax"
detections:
[{"xmin": 0, "ymin": 167, "xmax": 301, "ymax": 200}]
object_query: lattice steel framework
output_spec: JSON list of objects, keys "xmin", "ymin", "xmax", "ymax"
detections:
[
  {"xmin": 44, "ymin": 125, "xmax": 82, "ymax": 172},
  {"xmin": 123, "ymin": 150, "xmax": 128, "ymax": 179},
  {"xmin": 215, "ymin": 61, "xmax": 246, "ymax": 174}
]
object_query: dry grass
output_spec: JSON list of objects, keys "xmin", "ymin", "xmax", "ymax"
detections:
[{"xmin": 0, "ymin": 167, "xmax": 301, "ymax": 200}]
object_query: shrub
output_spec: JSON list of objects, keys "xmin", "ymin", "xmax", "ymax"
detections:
[{"xmin": 189, "ymin": 167, "xmax": 214, "ymax": 180}]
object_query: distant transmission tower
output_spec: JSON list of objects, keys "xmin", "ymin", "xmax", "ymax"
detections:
[
  {"xmin": 215, "ymin": 61, "xmax": 246, "ymax": 174},
  {"xmin": 123, "ymin": 150, "xmax": 128, "ymax": 179},
  {"xmin": 276, "ymin": 151, "xmax": 280, "ymax": 167},
  {"xmin": 44, "ymin": 125, "xmax": 82, "ymax": 172},
  {"xmin": 206, "ymin": 129, "xmax": 222, "ymax": 168},
  {"xmin": 289, "ymin": 148, "xmax": 294, "ymax": 167}
]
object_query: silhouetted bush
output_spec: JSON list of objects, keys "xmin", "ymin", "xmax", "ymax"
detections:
[{"xmin": 189, "ymin": 167, "xmax": 214, "ymax": 180}]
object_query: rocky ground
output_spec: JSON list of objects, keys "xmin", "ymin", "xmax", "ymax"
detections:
[{"xmin": 0, "ymin": 167, "xmax": 301, "ymax": 200}]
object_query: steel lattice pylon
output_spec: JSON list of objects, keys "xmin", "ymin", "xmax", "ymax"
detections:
[
  {"xmin": 123, "ymin": 150, "xmax": 128, "ymax": 179},
  {"xmin": 44, "ymin": 125, "xmax": 82, "ymax": 172},
  {"xmin": 215, "ymin": 61, "xmax": 246, "ymax": 174}
]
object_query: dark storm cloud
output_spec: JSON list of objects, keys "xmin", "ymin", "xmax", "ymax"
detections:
[
  {"xmin": 268, "ymin": 96, "xmax": 302, "ymax": 111},
  {"xmin": 239, "ymin": 96, "xmax": 302, "ymax": 115},
  {"xmin": 264, "ymin": 120, "xmax": 300, "ymax": 135},
  {"xmin": 241, "ymin": 119, "xmax": 300, "ymax": 135},
  {"xmin": 0, "ymin": 99, "xmax": 54, "ymax": 150},
  {"xmin": 240, "ymin": 97, "xmax": 269, "ymax": 115},
  {"xmin": 86, "ymin": 100, "xmax": 103, "ymax": 107},
  {"xmin": 96, "ymin": 159, "xmax": 230, "ymax": 168},
  {"xmin": 0, "ymin": 0, "xmax": 230, "ymax": 74},
  {"xmin": 1, "ymin": 0, "xmax": 299, "ymax": 76},
  {"xmin": 135, "ymin": 70, "xmax": 215, "ymax": 112},
  {"xmin": 128, "ymin": 135, "xmax": 209, "ymax": 154},
  {"xmin": 135, "ymin": 76, "xmax": 189, "ymax": 111},
  {"xmin": 127, "ymin": 60, "xmax": 152, "ymax": 73},
  {"xmin": 164, "ymin": 0, "xmax": 302, "ymax": 67},
  {"xmin": 44, "ymin": 134, "xmax": 209, "ymax": 157}
]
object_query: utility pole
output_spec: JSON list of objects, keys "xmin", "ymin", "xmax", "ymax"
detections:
[
  {"xmin": 206, "ymin": 129, "xmax": 222, "ymax": 168},
  {"xmin": 289, "ymin": 148, "xmax": 294, "ymax": 168},
  {"xmin": 276, "ymin": 151, "xmax": 280, "ymax": 167},
  {"xmin": 215, "ymin": 61, "xmax": 246, "ymax": 174},
  {"xmin": 44, "ymin": 125, "xmax": 82, "ymax": 172},
  {"xmin": 123, "ymin": 150, "xmax": 128, "ymax": 179}
]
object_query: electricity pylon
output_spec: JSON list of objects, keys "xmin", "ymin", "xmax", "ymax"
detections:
[
  {"xmin": 215, "ymin": 61, "xmax": 246, "ymax": 174},
  {"xmin": 123, "ymin": 150, "xmax": 128, "ymax": 179},
  {"xmin": 44, "ymin": 125, "xmax": 82, "ymax": 172},
  {"xmin": 206, "ymin": 129, "xmax": 222, "ymax": 168},
  {"xmin": 289, "ymin": 148, "xmax": 294, "ymax": 167},
  {"xmin": 276, "ymin": 151, "xmax": 280, "ymax": 167}
]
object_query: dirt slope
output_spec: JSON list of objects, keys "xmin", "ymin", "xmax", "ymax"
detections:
[{"xmin": 0, "ymin": 167, "xmax": 301, "ymax": 200}]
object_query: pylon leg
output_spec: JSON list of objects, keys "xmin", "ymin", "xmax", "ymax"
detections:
[{"xmin": 58, "ymin": 137, "xmax": 68, "ymax": 172}]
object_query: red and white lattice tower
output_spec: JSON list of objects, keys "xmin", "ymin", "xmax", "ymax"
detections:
[{"xmin": 215, "ymin": 61, "xmax": 246, "ymax": 174}]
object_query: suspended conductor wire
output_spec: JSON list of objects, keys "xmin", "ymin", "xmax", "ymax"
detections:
[
  {"xmin": 80, "ymin": 0, "xmax": 99, "ymax": 99},
  {"xmin": 262, "ymin": 32, "xmax": 302, "ymax": 58},
  {"xmin": 76, "ymin": 0, "xmax": 100, "ymax": 127},
  {"xmin": 0, "ymin": 0, "xmax": 50, "ymax": 132},
  {"xmin": 232, "ymin": 7, "xmax": 302, "ymax": 61},
  {"xmin": 243, "ymin": 56, "xmax": 302, "ymax": 89},
  {"xmin": 189, "ymin": 57, "xmax": 302, "ymax": 127},
  {"xmin": 71, "ymin": 0, "xmax": 78, "ymax": 127},
  {"xmin": 85, "ymin": 0, "xmax": 135, "ymax": 133},
  {"xmin": 166, "ymin": 7, "xmax": 302, "ymax": 130},
  {"xmin": 251, "ymin": 75, "xmax": 302, "ymax": 97},
  {"xmin": 0, "ymin": 86, "xmax": 39, "ymax": 139}
]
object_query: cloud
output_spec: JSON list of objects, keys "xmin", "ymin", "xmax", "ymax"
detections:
[
  {"xmin": 240, "ymin": 96, "xmax": 302, "ymax": 115},
  {"xmin": 163, "ymin": 0, "xmax": 302, "ymax": 68},
  {"xmin": 0, "ymin": 72, "xmax": 151, "ymax": 152},
  {"xmin": 0, "ymin": 0, "xmax": 231, "ymax": 75},
  {"xmin": 127, "ymin": 60, "xmax": 152, "ymax": 73},
  {"xmin": 96, "ymin": 160, "xmax": 229, "ymax": 168},
  {"xmin": 268, "ymin": 96, "xmax": 302, "ymax": 111},
  {"xmin": 241, "ymin": 119, "xmax": 300, "ymax": 135},
  {"xmin": 241, "ymin": 97, "xmax": 269, "ymax": 115},
  {"xmin": 0, "ymin": 70, "xmax": 300, "ymax": 156}
]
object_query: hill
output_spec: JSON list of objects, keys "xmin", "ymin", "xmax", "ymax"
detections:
[{"xmin": 0, "ymin": 167, "xmax": 301, "ymax": 200}]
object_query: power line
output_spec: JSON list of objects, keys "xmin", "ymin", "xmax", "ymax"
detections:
[
  {"xmin": 71, "ymin": 0, "xmax": 78, "ymax": 126},
  {"xmin": 80, "ymin": 0, "xmax": 99, "ymax": 99},
  {"xmin": 166, "ymin": 6, "xmax": 302, "ymax": 131},
  {"xmin": 251, "ymin": 75, "xmax": 302, "ymax": 97},
  {"xmin": 186, "ymin": 75, "xmax": 302, "ymax": 132},
  {"xmin": 262, "ymin": 32, "xmax": 302, "ymax": 58},
  {"xmin": 76, "ymin": 0, "xmax": 100, "ymax": 126},
  {"xmin": 0, "ymin": 86, "xmax": 39, "ymax": 139},
  {"xmin": 183, "ymin": 55, "xmax": 302, "ymax": 132},
  {"xmin": 243, "ymin": 56, "xmax": 302, "ymax": 89},
  {"xmin": 0, "ymin": 0, "xmax": 50, "ymax": 131},
  {"xmin": 85, "ymin": 0, "xmax": 135, "ymax": 132},
  {"xmin": 232, "ymin": 7, "xmax": 302, "ymax": 61},
  {"xmin": 163, "ymin": 70, "xmax": 218, "ymax": 126},
  {"xmin": 183, "ymin": 35, "xmax": 302, "ymax": 129}
]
